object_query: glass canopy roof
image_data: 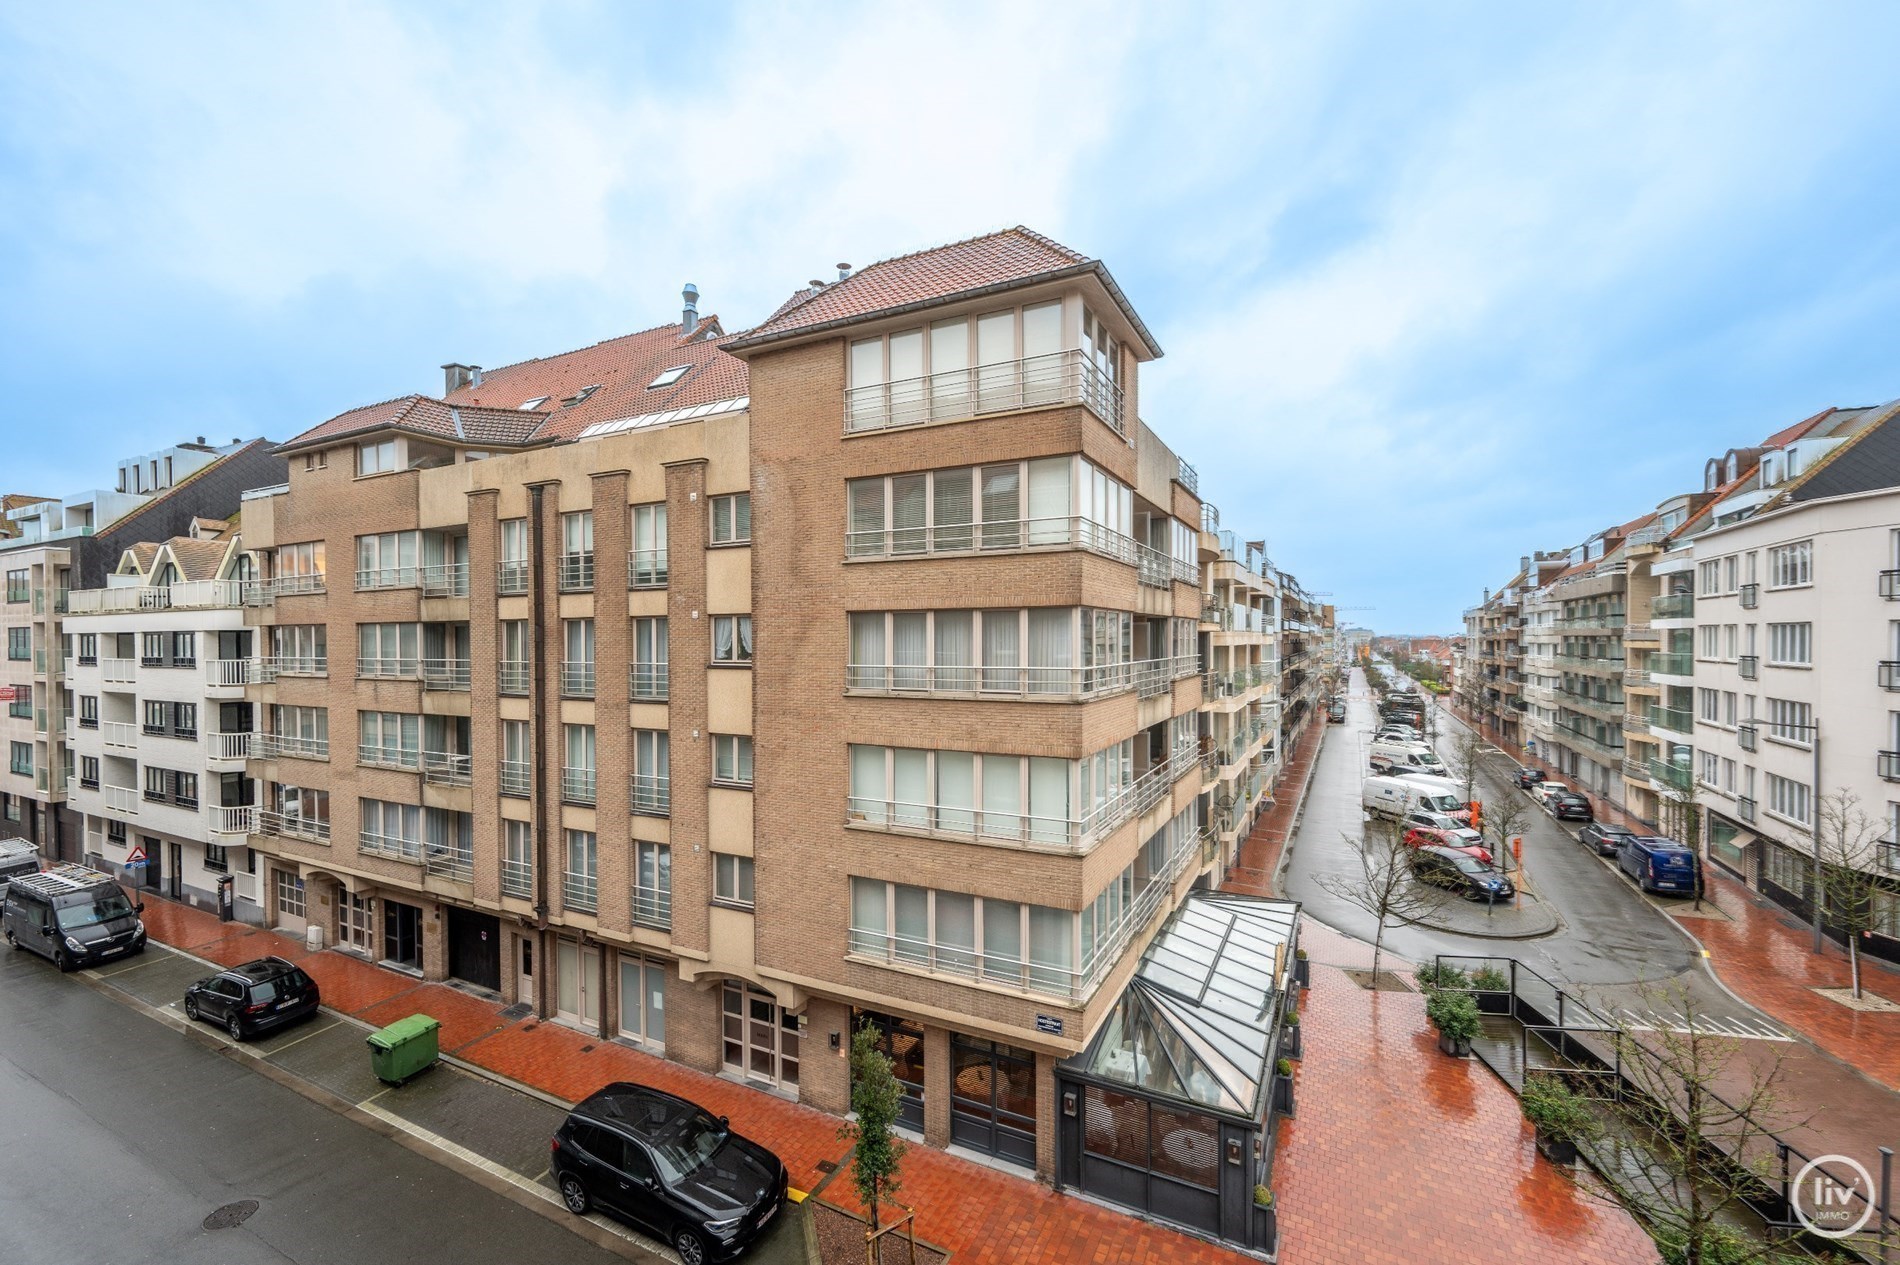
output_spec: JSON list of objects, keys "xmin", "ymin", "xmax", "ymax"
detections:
[{"xmin": 1075, "ymin": 891, "xmax": 1298, "ymax": 1117}]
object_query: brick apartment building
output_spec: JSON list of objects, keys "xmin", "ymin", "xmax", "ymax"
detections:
[{"xmin": 135, "ymin": 228, "xmax": 1333, "ymax": 1234}]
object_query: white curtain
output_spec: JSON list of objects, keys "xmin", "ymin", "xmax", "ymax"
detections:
[
  {"xmin": 1029, "ymin": 906, "xmax": 1074, "ymax": 993},
  {"xmin": 893, "ymin": 749, "xmax": 929, "ymax": 829},
  {"xmin": 935, "ymin": 751, "xmax": 974, "ymax": 834},
  {"xmin": 849, "ymin": 614, "xmax": 886, "ymax": 689},
  {"xmin": 849, "ymin": 746, "xmax": 887, "ymax": 826},
  {"xmin": 934, "ymin": 611, "xmax": 973, "ymax": 693},
  {"xmin": 848, "ymin": 339, "xmax": 884, "ymax": 432},
  {"xmin": 892, "ymin": 613, "xmax": 927, "ymax": 690},
  {"xmin": 850, "ymin": 878, "xmax": 886, "ymax": 954},
  {"xmin": 932, "ymin": 469, "xmax": 973, "ymax": 552},
  {"xmin": 975, "ymin": 310, "xmax": 1016, "ymax": 412},
  {"xmin": 982, "ymin": 611, "xmax": 1020, "ymax": 693},
  {"xmin": 888, "ymin": 329, "xmax": 924, "ymax": 423},
  {"xmin": 1026, "ymin": 608, "xmax": 1072, "ymax": 695},
  {"xmin": 1021, "ymin": 301, "xmax": 1062, "ymax": 405},
  {"xmin": 982, "ymin": 754, "xmax": 1023, "ymax": 839},
  {"xmin": 1026, "ymin": 457, "xmax": 1071, "ymax": 546}
]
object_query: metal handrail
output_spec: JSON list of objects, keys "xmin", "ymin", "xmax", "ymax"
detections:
[
  {"xmin": 627, "ymin": 549, "xmax": 668, "ymax": 589},
  {"xmin": 845, "ymin": 514, "xmax": 1141, "ymax": 567},
  {"xmin": 630, "ymin": 663, "xmax": 669, "ymax": 700},
  {"xmin": 842, "ymin": 348, "xmax": 1126, "ymax": 438}
]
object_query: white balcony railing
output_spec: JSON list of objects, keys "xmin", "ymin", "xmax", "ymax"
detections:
[
  {"xmin": 357, "ymin": 656, "xmax": 420, "ymax": 681},
  {"xmin": 206, "ymin": 805, "xmax": 257, "ymax": 837},
  {"xmin": 843, "ymin": 348, "xmax": 1126, "ymax": 438},
  {"xmin": 260, "ymin": 809, "xmax": 331, "ymax": 841},
  {"xmin": 844, "ymin": 658, "xmax": 1189, "ymax": 702},
  {"xmin": 425, "ymin": 844, "xmax": 473, "ymax": 883},
  {"xmin": 355, "ymin": 566, "xmax": 418, "ymax": 591},
  {"xmin": 497, "ymin": 560, "xmax": 529, "ymax": 595},
  {"xmin": 101, "ymin": 657, "xmax": 136, "ymax": 685},
  {"xmin": 628, "ymin": 549, "xmax": 668, "ymax": 589},
  {"xmin": 256, "ymin": 655, "xmax": 327, "ymax": 680},
  {"xmin": 631, "ymin": 773, "xmax": 669, "ymax": 817},
  {"xmin": 102, "ymin": 721, "xmax": 138, "ymax": 750},
  {"xmin": 561, "ymin": 661, "xmax": 596, "ymax": 697},
  {"xmin": 846, "ymin": 515, "xmax": 1140, "ymax": 568},
  {"xmin": 253, "ymin": 733, "xmax": 329, "ymax": 761},
  {"xmin": 422, "ymin": 751, "xmax": 473, "ymax": 786},
  {"xmin": 562, "ymin": 767, "xmax": 597, "ymax": 805},
  {"xmin": 564, "ymin": 870, "xmax": 598, "ymax": 912},
  {"xmin": 205, "ymin": 658, "xmax": 251, "ymax": 688},
  {"xmin": 206, "ymin": 731, "xmax": 252, "ymax": 762},
  {"xmin": 499, "ymin": 660, "xmax": 531, "ymax": 694},
  {"xmin": 501, "ymin": 858, "xmax": 533, "ymax": 898},
  {"xmin": 630, "ymin": 663, "xmax": 668, "ymax": 701},
  {"xmin": 499, "ymin": 760, "xmax": 532, "ymax": 796},
  {"xmin": 103, "ymin": 785, "xmax": 139, "ymax": 816},
  {"xmin": 631, "ymin": 883, "xmax": 671, "ymax": 931},
  {"xmin": 360, "ymin": 831, "xmax": 422, "ymax": 862},
  {"xmin": 421, "ymin": 658, "xmax": 471, "ymax": 691},
  {"xmin": 421, "ymin": 562, "xmax": 469, "ymax": 597}
]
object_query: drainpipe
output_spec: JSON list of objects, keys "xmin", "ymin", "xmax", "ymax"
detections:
[{"xmin": 529, "ymin": 484, "xmax": 551, "ymax": 967}]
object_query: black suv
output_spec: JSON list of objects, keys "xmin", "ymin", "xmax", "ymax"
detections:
[
  {"xmin": 1579, "ymin": 822, "xmax": 1639, "ymax": 856},
  {"xmin": 553, "ymin": 1083, "xmax": 787, "ymax": 1265},
  {"xmin": 1547, "ymin": 791, "xmax": 1594, "ymax": 822},
  {"xmin": 184, "ymin": 956, "xmax": 321, "ymax": 1041}
]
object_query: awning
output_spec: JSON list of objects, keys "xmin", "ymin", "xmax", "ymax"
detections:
[{"xmin": 1071, "ymin": 892, "xmax": 1299, "ymax": 1118}]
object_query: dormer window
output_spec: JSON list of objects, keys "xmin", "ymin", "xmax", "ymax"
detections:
[
  {"xmin": 519, "ymin": 396, "xmax": 550, "ymax": 410},
  {"xmin": 647, "ymin": 366, "xmax": 690, "ymax": 390}
]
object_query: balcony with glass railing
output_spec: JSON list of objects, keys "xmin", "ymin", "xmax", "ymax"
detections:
[
  {"xmin": 631, "ymin": 882, "xmax": 671, "ymax": 931},
  {"xmin": 562, "ymin": 767, "xmax": 597, "ymax": 805},
  {"xmin": 1647, "ymin": 652, "xmax": 1694, "ymax": 679},
  {"xmin": 1649, "ymin": 758, "xmax": 1693, "ymax": 792},
  {"xmin": 1554, "ymin": 723, "xmax": 1624, "ymax": 757},
  {"xmin": 1739, "ymin": 654, "xmax": 1758, "ymax": 680},
  {"xmin": 561, "ymin": 661, "xmax": 596, "ymax": 698},
  {"xmin": 501, "ymin": 857, "xmax": 533, "ymax": 899},
  {"xmin": 500, "ymin": 759, "xmax": 532, "ymax": 797},
  {"xmin": 1651, "ymin": 593, "xmax": 1695, "ymax": 620},
  {"xmin": 843, "ymin": 348, "xmax": 1126, "ymax": 438},
  {"xmin": 631, "ymin": 773, "xmax": 669, "ymax": 817},
  {"xmin": 1648, "ymin": 704, "xmax": 1694, "ymax": 735},
  {"xmin": 628, "ymin": 549, "xmax": 668, "ymax": 589},
  {"xmin": 630, "ymin": 662, "xmax": 668, "ymax": 701},
  {"xmin": 564, "ymin": 870, "xmax": 598, "ymax": 913}
]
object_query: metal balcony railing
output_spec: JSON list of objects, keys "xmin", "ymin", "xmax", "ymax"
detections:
[
  {"xmin": 425, "ymin": 845, "xmax": 473, "ymax": 883},
  {"xmin": 421, "ymin": 562, "xmax": 469, "ymax": 597},
  {"xmin": 561, "ymin": 661, "xmax": 596, "ymax": 697},
  {"xmin": 357, "ymin": 743, "xmax": 420, "ymax": 771},
  {"xmin": 1880, "ymin": 661, "xmax": 1900, "ymax": 692},
  {"xmin": 1136, "ymin": 544, "xmax": 1172, "ymax": 589},
  {"xmin": 1738, "ymin": 654, "xmax": 1758, "ymax": 680},
  {"xmin": 254, "ymin": 733, "xmax": 329, "ymax": 761},
  {"xmin": 359, "ymin": 831, "xmax": 422, "ymax": 862},
  {"xmin": 630, "ymin": 662, "xmax": 668, "ymax": 701},
  {"xmin": 564, "ymin": 870, "xmax": 598, "ymax": 913},
  {"xmin": 1739, "ymin": 583, "xmax": 1758, "ymax": 609},
  {"xmin": 846, "ymin": 515, "xmax": 1141, "ymax": 569},
  {"xmin": 562, "ymin": 767, "xmax": 597, "ymax": 805},
  {"xmin": 1737, "ymin": 796, "xmax": 1756, "ymax": 823},
  {"xmin": 270, "ymin": 573, "xmax": 327, "ymax": 598},
  {"xmin": 499, "ymin": 760, "xmax": 532, "ymax": 797},
  {"xmin": 497, "ymin": 560, "xmax": 529, "ymax": 595},
  {"xmin": 422, "ymin": 751, "xmax": 473, "ymax": 786},
  {"xmin": 501, "ymin": 859, "xmax": 533, "ymax": 899},
  {"xmin": 1881, "ymin": 751, "xmax": 1900, "ymax": 783},
  {"xmin": 631, "ymin": 773, "xmax": 669, "ymax": 817},
  {"xmin": 258, "ymin": 655, "xmax": 327, "ymax": 680},
  {"xmin": 1738, "ymin": 723, "xmax": 1758, "ymax": 752},
  {"xmin": 843, "ymin": 348, "xmax": 1126, "ymax": 438},
  {"xmin": 499, "ymin": 660, "xmax": 531, "ymax": 694},
  {"xmin": 421, "ymin": 658, "xmax": 471, "ymax": 691},
  {"xmin": 1882, "ymin": 570, "xmax": 1900, "ymax": 600},
  {"xmin": 558, "ymin": 552, "xmax": 594, "ymax": 592},
  {"xmin": 260, "ymin": 810, "xmax": 330, "ymax": 841},
  {"xmin": 631, "ymin": 883, "xmax": 671, "ymax": 931},
  {"xmin": 354, "ymin": 565, "xmax": 419, "ymax": 591},
  {"xmin": 628, "ymin": 549, "xmax": 668, "ymax": 589},
  {"xmin": 358, "ymin": 656, "xmax": 420, "ymax": 681},
  {"xmin": 1622, "ymin": 712, "xmax": 1649, "ymax": 736}
]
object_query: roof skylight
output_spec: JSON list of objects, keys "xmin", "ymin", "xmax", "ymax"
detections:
[
  {"xmin": 518, "ymin": 396, "xmax": 549, "ymax": 410},
  {"xmin": 647, "ymin": 365, "xmax": 691, "ymax": 390}
]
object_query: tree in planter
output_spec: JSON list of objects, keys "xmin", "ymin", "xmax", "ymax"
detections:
[
  {"xmin": 1588, "ymin": 984, "xmax": 1807, "ymax": 1265},
  {"xmin": 1481, "ymin": 794, "xmax": 1530, "ymax": 880},
  {"xmin": 841, "ymin": 1024, "xmax": 908, "ymax": 1263},
  {"xmin": 1816, "ymin": 788, "xmax": 1889, "ymax": 1000},
  {"xmin": 1424, "ymin": 987, "xmax": 1481, "ymax": 1056},
  {"xmin": 1318, "ymin": 816, "xmax": 1447, "ymax": 987},
  {"xmin": 1519, "ymin": 1072, "xmax": 1598, "ymax": 1165}
]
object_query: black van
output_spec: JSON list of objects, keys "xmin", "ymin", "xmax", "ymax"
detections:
[
  {"xmin": 2, "ymin": 864, "xmax": 147, "ymax": 970},
  {"xmin": 1617, "ymin": 835, "xmax": 1701, "ymax": 896}
]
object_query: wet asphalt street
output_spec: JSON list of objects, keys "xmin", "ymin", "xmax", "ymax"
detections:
[{"xmin": 0, "ymin": 941, "xmax": 630, "ymax": 1265}]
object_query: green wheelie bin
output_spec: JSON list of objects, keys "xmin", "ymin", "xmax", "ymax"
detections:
[{"xmin": 366, "ymin": 1013, "xmax": 441, "ymax": 1085}]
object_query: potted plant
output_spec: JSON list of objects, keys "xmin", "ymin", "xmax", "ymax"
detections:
[
  {"xmin": 1271, "ymin": 1057, "xmax": 1296, "ymax": 1117},
  {"xmin": 1293, "ymin": 947, "xmax": 1310, "ymax": 989},
  {"xmin": 1520, "ymin": 1074, "xmax": 1596, "ymax": 1166},
  {"xmin": 1426, "ymin": 989, "xmax": 1480, "ymax": 1057},
  {"xmin": 1470, "ymin": 965, "xmax": 1511, "ymax": 1015},
  {"xmin": 1414, "ymin": 961, "xmax": 1468, "ymax": 994},
  {"xmin": 1281, "ymin": 1008, "xmax": 1302, "ymax": 1060},
  {"xmin": 1251, "ymin": 1184, "xmax": 1278, "ymax": 1252}
]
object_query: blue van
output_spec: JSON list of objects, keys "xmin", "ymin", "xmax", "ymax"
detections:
[{"xmin": 1618, "ymin": 835, "xmax": 1700, "ymax": 896}]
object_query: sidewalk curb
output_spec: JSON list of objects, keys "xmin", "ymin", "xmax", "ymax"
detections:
[
  {"xmin": 1393, "ymin": 893, "xmax": 1562, "ymax": 941},
  {"xmin": 1269, "ymin": 722, "xmax": 1329, "ymax": 896}
]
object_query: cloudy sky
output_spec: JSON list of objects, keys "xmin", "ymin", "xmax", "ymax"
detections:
[{"xmin": 3, "ymin": 2, "xmax": 1897, "ymax": 630}]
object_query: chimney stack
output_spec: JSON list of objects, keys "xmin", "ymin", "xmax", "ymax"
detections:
[
  {"xmin": 681, "ymin": 284, "xmax": 699, "ymax": 336},
  {"xmin": 442, "ymin": 363, "xmax": 482, "ymax": 394}
]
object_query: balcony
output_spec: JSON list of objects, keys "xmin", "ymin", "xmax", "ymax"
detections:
[
  {"xmin": 206, "ymin": 805, "xmax": 256, "ymax": 838},
  {"xmin": 421, "ymin": 657, "xmax": 471, "ymax": 691},
  {"xmin": 357, "ymin": 744, "xmax": 420, "ymax": 772},
  {"xmin": 499, "ymin": 660, "xmax": 531, "ymax": 695},
  {"xmin": 501, "ymin": 858, "xmax": 533, "ymax": 899},
  {"xmin": 630, "ymin": 663, "xmax": 668, "ymax": 701},
  {"xmin": 497, "ymin": 560, "xmax": 529, "ymax": 596},
  {"xmin": 847, "ymin": 514, "xmax": 1141, "ymax": 569},
  {"xmin": 260, "ymin": 809, "xmax": 331, "ymax": 841},
  {"xmin": 355, "ymin": 565, "xmax": 419, "ymax": 592},
  {"xmin": 422, "ymin": 751, "xmax": 473, "ymax": 787},
  {"xmin": 1622, "ymin": 623, "xmax": 1659, "ymax": 646},
  {"xmin": 1622, "ymin": 712, "xmax": 1649, "ymax": 736},
  {"xmin": 631, "ymin": 773, "xmax": 670, "ymax": 817},
  {"xmin": 631, "ymin": 883, "xmax": 671, "ymax": 931},
  {"xmin": 499, "ymin": 759, "xmax": 532, "ymax": 797},
  {"xmin": 1553, "ymin": 653, "xmax": 1625, "ymax": 673},
  {"xmin": 1647, "ymin": 652, "xmax": 1694, "ymax": 679},
  {"xmin": 1651, "ymin": 593, "xmax": 1695, "ymax": 620},
  {"xmin": 103, "ymin": 785, "xmax": 139, "ymax": 816},
  {"xmin": 843, "ymin": 347, "xmax": 1126, "ymax": 439},
  {"xmin": 558, "ymin": 552, "xmax": 594, "ymax": 592},
  {"xmin": 102, "ymin": 721, "xmax": 138, "ymax": 750},
  {"xmin": 627, "ymin": 549, "xmax": 668, "ymax": 589},
  {"xmin": 1555, "ymin": 722, "xmax": 1624, "ymax": 757},
  {"xmin": 561, "ymin": 767, "xmax": 597, "ymax": 806},
  {"xmin": 425, "ymin": 843, "xmax": 473, "ymax": 884},
  {"xmin": 1136, "ymin": 544, "xmax": 1172, "ymax": 589},
  {"xmin": 360, "ymin": 831, "xmax": 422, "ymax": 863},
  {"xmin": 1738, "ymin": 723, "xmax": 1758, "ymax": 752},
  {"xmin": 1739, "ymin": 583, "xmax": 1758, "ymax": 609},
  {"xmin": 1175, "ymin": 455, "xmax": 1199, "ymax": 494},
  {"xmin": 258, "ymin": 655, "xmax": 327, "ymax": 680},
  {"xmin": 358, "ymin": 656, "xmax": 421, "ymax": 681},
  {"xmin": 1738, "ymin": 655, "xmax": 1758, "ymax": 680},
  {"xmin": 563, "ymin": 870, "xmax": 598, "ymax": 913},
  {"xmin": 1621, "ymin": 757, "xmax": 1649, "ymax": 781},
  {"xmin": 421, "ymin": 562, "xmax": 469, "ymax": 597},
  {"xmin": 253, "ymin": 733, "xmax": 329, "ymax": 761},
  {"xmin": 1882, "ymin": 570, "xmax": 1900, "ymax": 600},
  {"xmin": 1881, "ymin": 751, "xmax": 1900, "ymax": 783},
  {"xmin": 270, "ymin": 573, "xmax": 327, "ymax": 599},
  {"xmin": 1648, "ymin": 705, "xmax": 1693, "ymax": 735},
  {"xmin": 1737, "ymin": 796, "xmax": 1757, "ymax": 823},
  {"xmin": 1881, "ymin": 661, "xmax": 1900, "ymax": 692},
  {"xmin": 1649, "ymin": 759, "xmax": 1693, "ymax": 793},
  {"xmin": 204, "ymin": 658, "xmax": 251, "ymax": 689},
  {"xmin": 561, "ymin": 662, "xmax": 596, "ymax": 698},
  {"xmin": 1559, "ymin": 690, "xmax": 1625, "ymax": 721},
  {"xmin": 206, "ymin": 731, "xmax": 253, "ymax": 763},
  {"xmin": 844, "ymin": 659, "xmax": 1186, "ymax": 701}
]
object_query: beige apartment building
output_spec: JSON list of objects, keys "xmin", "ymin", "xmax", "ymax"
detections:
[{"xmin": 231, "ymin": 230, "xmax": 1311, "ymax": 1229}]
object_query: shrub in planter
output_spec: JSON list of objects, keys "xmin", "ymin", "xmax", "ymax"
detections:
[
  {"xmin": 1282, "ymin": 1009, "xmax": 1301, "ymax": 1059},
  {"xmin": 1251, "ymin": 1185, "xmax": 1278, "ymax": 1253},
  {"xmin": 1520, "ymin": 1075, "xmax": 1597, "ymax": 1166},
  {"xmin": 1470, "ymin": 965, "xmax": 1509, "ymax": 992},
  {"xmin": 1414, "ymin": 961, "xmax": 1470, "ymax": 995},
  {"xmin": 1293, "ymin": 948, "xmax": 1310, "ymax": 988},
  {"xmin": 1272, "ymin": 1057, "xmax": 1296, "ymax": 1116},
  {"xmin": 1426, "ymin": 989, "xmax": 1480, "ymax": 1057}
]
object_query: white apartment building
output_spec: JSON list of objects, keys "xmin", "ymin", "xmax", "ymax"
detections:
[{"xmin": 64, "ymin": 528, "xmax": 264, "ymax": 916}]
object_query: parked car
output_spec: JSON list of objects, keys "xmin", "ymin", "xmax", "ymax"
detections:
[
  {"xmin": 1618, "ymin": 835, "xmax": 1701, "ymax": 896},
  {"xmin": 1401, "ymin": 809, "xmax": 1478, "ymax": 838},
  {"xmin": 184, "ymin": 956, "xmax": 321, "ymax": 1041},
  {"xmin": 1530, "ymin": 780, "xmax": 1569, "ymax": 806},
  {"xmin": 1403, "ymin": 826, "xmax": 1494, "ymax": 866},
  {"xmin": 0, "ymin": 837, "xmax": 42, "ymax": 903},
  {"xmin": 1411, "ymin": 845, "xmax": 1516, "ymax": 902},
  {"xmin": 1, "ymin": 863, "xmax": 146, "ymax": 970},
  {"xmin": 1579, "ymin": 823, "xmax": 1639, "ymax": 857},
  {"xmin": 1547, "ymin": 791, "xmax": 1593, "ymax": 822},
  {"xmin": 553, "ymin": 1082, "xmax": 787, "ymax": 1265},
  {"xmin": 1513, "ymin": 766, "xmax": 1546, "ymax": 789}
]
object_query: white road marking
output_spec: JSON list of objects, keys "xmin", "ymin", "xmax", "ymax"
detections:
[{"xmin": 1613, "ymin": 1006, "xmax": 1791, "ymax": 1041}]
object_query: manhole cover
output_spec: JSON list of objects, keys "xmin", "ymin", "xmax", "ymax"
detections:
[{"xmin": 203, "ymin": 1200, "xmax": 259, "ymax": 1231}]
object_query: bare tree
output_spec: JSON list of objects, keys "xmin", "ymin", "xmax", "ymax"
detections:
[
  {"xmin": 1816, "ymin": 788, "xmax": 1889, "ymax": 1000},
  {"xmin": 1318, "ymin": 815, "xmax": 1446, "ymax": 986},
  {"xmin": 1449, "ymin": 725, "xmax": 1493, "ymax": 823},
  {"xmin": 1480, "ymin": 794, "xmax": 1530, "ymax": 878},
  {"xmin": 1587, "ymin": 983, "xmax": 1809, "ymax": 1265}
]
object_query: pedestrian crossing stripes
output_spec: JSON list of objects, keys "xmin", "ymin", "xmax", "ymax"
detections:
[{"xmin": 1613, "ymin": 1006, "xmax": 1791, "ymax": 1041}]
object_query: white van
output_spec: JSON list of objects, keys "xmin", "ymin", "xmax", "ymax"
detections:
[
  {"xmin": 1363, "ymin": 775, "xmax": 1464, "ymax": 820},
  {"xmin": 1368, "ymin": 741, "xmax": 1448, "ymax": 778},
  {"xmin": 1392, "ymin": 773, "xmax": 1475, "ymax": 820}
]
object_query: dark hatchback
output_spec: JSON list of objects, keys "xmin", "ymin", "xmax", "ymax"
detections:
[
  {"xmin": 1412, "ymin": 844, "xmax": 1516, "ymax": 901},
  {"xmin": 1514, "ymin": 766, "xmax": 1546, "ymax": 789},
  {"xmin": 184, "ymin": 956, "xmax": 321, "ymax": 1041},
  {"xmin": 1580, "ymin": 823, "xmax": 1639, "ymax": 856},
  {"xmin": 1547, "ymin": 791, "xmax": 1594, "ymax": 822},
  {"xmin": 553, "ymin": 1083, "xmax": 787, "ymax": 1265}
]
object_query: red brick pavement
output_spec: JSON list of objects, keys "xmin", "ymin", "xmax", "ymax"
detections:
[{"xmin": 1224, "ymin": 715, "xmax": 1329, "ymax": 899}]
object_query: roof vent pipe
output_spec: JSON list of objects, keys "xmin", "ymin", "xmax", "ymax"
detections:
[
  {"xmin": 681, "ymin": 283, "xmax": 699, "ymax": 336},
  {"xmin": 836, "ymin": 262, "xmax": 852, "ymax": 281}
]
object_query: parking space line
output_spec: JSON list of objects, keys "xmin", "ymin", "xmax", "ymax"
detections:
[{"xmin": 261, "ymin": 1018, "xmax": 343, "ymax": 1055}]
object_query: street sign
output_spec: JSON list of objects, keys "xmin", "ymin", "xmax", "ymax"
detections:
[{"xmin": 124, "ymin": 844, "xmax": 148, "ymax": 867}]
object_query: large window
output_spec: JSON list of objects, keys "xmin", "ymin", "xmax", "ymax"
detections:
[
  {"xmin": 845, "ymin": 300, "xmax": 1072, "ymax": 432},
  {"xmin": 632, "ymin": 617, "xmax": 668, "ymax": 699},
  {"xmin": 271, "ymin": 624, "xmax": 327, "ymax": 673},
  {"xmin": 712, "ymin": 615, "xmax": 752, "ymax": 664},
  {"xmin": 1767, "ymin": 622, "xmax": 1812, "ymax": 667},
  {"xmin": 268, "ymin": 705, "xmax": 329, "ymax": 759},
  {"xmin": 360, "ymin": 799, "xmax": 422, "ymax": 858},
  {"xmin": 633, "ymin": 841, "xmax": 671, "ymax": 929},
  {"xmin": 1766, "ymin": 773, "xmax": 1811, "ymax": 826},
  {"xmin": 564, "ymin": 829, "xmax": 597, "ymax": 911},
  {"xmin": 848, "ymin": 607, "xmax": 1134, "ymax": 697},
  {"xmin": 1766, "ymin": 698, "xmax": 1813, "ymax": 746},
  {"xmin": 1768, "ymin": 541, "xmax": 1812, "ymax": 589},
  {"xmin": 358, "ymin": 623, "xmax": 420, "ymax": 678},
  {"xmin": 630, "ymin": 504, "xmax": 667, "ymax": 587},
  {"xmin": 846, "ymin": 457, "xmax": 1133, "ymax": 561},
  {"xmin": 500, "ymin": 719, "xmax": 531, "ymax": 796},
  {"xmin": 275, "ymin": 541, "xmax": 326, "ymax": 590},
  {"xmin": 357, "ymin": 438, "xmax": 398, "ymax": 476},
  {"xmin": 562, "ymin": 619, "xmax": 596, "ymax": 696},
  {"xmin": 633, "ymin": 730, "xmax": 669, "ymax": 814},
  {"xmin": 359, "ymin": 712, "xmax": 421, "ymax": 769},
  {"xmin": 562, "ymin": 725, "xmax": 596, "ymax": 805},
  {"xmin": 355, "ymin": 531, "xmax": 419, "ymax": 589},
  {"xmin": 712, "ymin": 734, "xmax": 753, "ymax": 787},
  {"xmin": 709, "ymin": 493, "xmax": 750, "ymax": 545},
  {"xmin": 713, "ymin": 854, "xmax": 755, "ymax": 908}
]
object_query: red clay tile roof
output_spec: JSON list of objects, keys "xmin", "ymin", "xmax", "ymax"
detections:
[
  {"xmin": 1759, "ymin": 407, "xmax": 1837, "ymax": 450},
  {"xmin": 727, "ymin": 226, "xmax": 1162, "ymax": 357},
  {"xmin": 280, "ymin": 320, "xmax": 748, "ymax": 452}
]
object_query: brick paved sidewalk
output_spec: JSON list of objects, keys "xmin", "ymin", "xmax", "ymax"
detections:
[{"xmin": 1224, "ymin": 715, "xmax": 1329, "ymax": 899}]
